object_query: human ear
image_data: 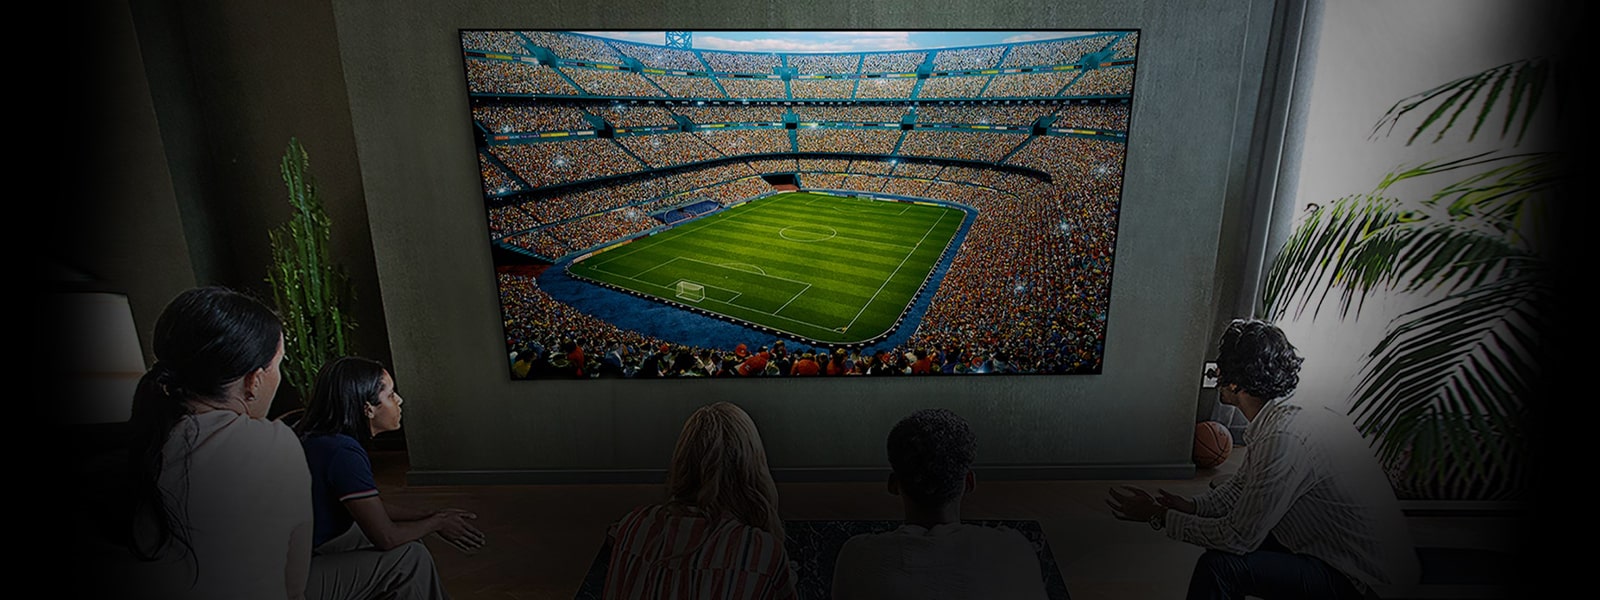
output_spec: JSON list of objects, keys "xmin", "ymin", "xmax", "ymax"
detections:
[{"xmin": 964, "ymin": 470, "xmax": 976, "ymax": 493}]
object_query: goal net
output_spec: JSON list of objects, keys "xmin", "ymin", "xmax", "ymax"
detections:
[{"xmin": 675, "ymin": 281, "xmax": 706, "ymax": 303}]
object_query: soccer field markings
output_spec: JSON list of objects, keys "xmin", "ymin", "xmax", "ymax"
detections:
[
  {"xmin": 592, "ymin": 264, "xmax": 843, "ymax": 337},
  {"xmin": 572, "ymin": 192, "xmax": 962, "ymax": 342},
  {"xmin": 669, "ymin": 279, "xmax": 741, "ymax": 303},
  {"xmin": 840, "ymin": 209, "xmax": 949, "ymax": 334},
  {"xmin": 583, "ymin": 194, "xmax": 796, "ymax": 270},
  {"xmin": 777, "ymin": 224, "xmax": 838, "ymax": 242},
  {"xmin": 719, "ymin": 262, "xmax": 768, "ymax": 275}
]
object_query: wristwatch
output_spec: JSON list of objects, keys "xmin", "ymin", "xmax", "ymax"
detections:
[{"xmin": 1149, "ymin": 511, "xmax": 1165, "ymax": 531}]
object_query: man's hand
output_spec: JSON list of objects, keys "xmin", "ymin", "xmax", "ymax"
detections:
[
  {"xmin": 1156, "ymin": 489, "xmax": 1197, "ymax": 515},
  {"xmin": 1106, "ymin": 485, "xmax": 1163, "ymax": 522},
  {"xmin": 432, "ymin": 510, "xmax": 486, "ymax": 552}
]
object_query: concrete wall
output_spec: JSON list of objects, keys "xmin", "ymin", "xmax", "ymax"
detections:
[
  {"xmin": 327, "ymin": 0, "xmax": 1280, "ymax": 482},
  {"xmin": 124, "ymin": 0, "xmax": 394, "ymax": 406}
]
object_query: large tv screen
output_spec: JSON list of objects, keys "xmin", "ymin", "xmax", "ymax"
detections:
[{"xmin": 460, "ymin": 30, "xmax": 1137, "ymax": 379}]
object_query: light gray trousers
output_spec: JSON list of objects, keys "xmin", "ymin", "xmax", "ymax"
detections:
[{"xmin": 308, "ymin": 524, "xmax": 448, "ymax": 600}]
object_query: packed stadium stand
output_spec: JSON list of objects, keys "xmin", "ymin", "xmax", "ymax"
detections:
[{"xmin": 465, "ymin": 30, "xmax": 1136, "ymax": 376}]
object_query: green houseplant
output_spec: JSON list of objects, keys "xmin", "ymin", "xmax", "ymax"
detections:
[
  {"xmin": 1261, "ymin": 58, "xmax": 1562, "ymax": 499},
  {"xmin": 267, "ymin": 137, "xmax": 357, "ymax": 407}
]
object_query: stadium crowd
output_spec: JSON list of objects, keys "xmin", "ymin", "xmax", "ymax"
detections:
[
  {"xmin": 916, "ymin": 103, "xmax": 1058, "ymax": 126},
  {"xmin": 563, "ymin": 68, "xmax": 667, "ymax": 97},
  {"xmin": 488, "ymin": 138, "xmax": 642, "ymax": 188},
  {"xmin": 848, "ymin": 160, "xmax": 894, "ymax": 175},
  {"xmin": 1000, "ymin": 35, "xmax": 1117, "ymax": 68},
  {"xmin": 889, "ymin": 161, "xmax": 943, "ymax": 178},
  {"xmin": 1062, "ymin": 67, "xmax": 1135, "ymax": 96},
  {"xmin": 789, "ymin": 53, "xmax": 861, "ymax": 74},
  {"xmin": 747, "ymin": 158, "xmax": 799, "ymax": 174},
  {"xmin": 897, "ymin": 130, "xmax": 1023, "ymax": 162},
  {"xmin": 695, "ymin": 127, "xmax": 793, "ymax": 156},
  {"xmin": 465, "ymin": 59, "xmax": 578, "ymax": 95},
  {"xmin": 700, "ymin": 51, "xmax": 781, "ymax": 74},
  {"xmin": 796, "ymin": 127, "xmax": 902, "ymax": 154},
  {"xmin": 801, "ymin": 172, "xmax": 846, "ymax": 189},
  {"xmin": 522, "ymin": 31, "xmax": 624, "ymax": 64},
  {"xmin": 1005, "ymin": 135, "xmax": 1126, "ymax": 182},
  {"xmin": 671, "ymin": 104, "xmax": 788, "ymax": 123},
  {"xmin": 554, "ymin": 208, "xmax": 662, "ymax": 251},
  {"xmin": 1109, "ymin": 33, "xmax": 1140, "ymax": 60},
  {"xmin": 854, "ymin": 77, "xmax": 918, "ymax": 99},
  {"xmin": 618, "ymin": 132, "xmax": 724, "ymax": 168},
  {"xmin": 883, "ymin": 177, "xmax": 933, "ymax": 197},
  {"xmin": 474, "ymin": 37, "xmax": 1127, "ymax": 375},
  {"xmin": 473, "ymin": 104, "xmax": 593, "ymax": 133},
  {"xmin": 797, "ymin": 158, "xmax": 853, "ymax": 173},
  {"xmin": 479, "ymin": 154, "xmax": 525, "ymax": 196},
  {"xmin": 505, "ymin": 230, "xmax": 570, "ymax": 259},
  {"xmin": 981, "ymin": 72, "xmax": 1078, "ymax": 98},
  {"xmin": 587, "ymin": 104, "xmax": 678, "ymax": 128},
  {"xmin": 1053, "ymin": 104, "xmax": 1131, "ymax": 131},
  {"xmin": 644, "ymin": 74, "xmax": 726, "ymax": 99},
  {"xmin": 792, "ymin": 104, "xmax": 908, "ymax": 123},
  {"xmin": 933, "ymin": 45, "xmax": 1005, "ymax": 71},
  {"xmin": 860, "ymin": 51, "xmax": 927, "ymax": 73},
  {"xmin": 496, "ymin": 159, "xmax": 1115, "ymax": 377},
  {"xmin": 612, "ymin": 41, "xmax": 706, "ymax": 71},
  {"xmin": 715, "ymin": 77, "xmax": 788, "ymax": 99},
  {"xmin": 461, "ymin": 31, "xmax": 529, "ymax": 55},
  {"xmin": 487, "ymin": 204, "xmax": 537, "ymax": 236},
  {"xmin": 790, "ymin": 78, "xmax": 859, "ymax": 99},
  {"xmin": 916, "ymin": 75, "xmax": 991, "ymax": 99}
]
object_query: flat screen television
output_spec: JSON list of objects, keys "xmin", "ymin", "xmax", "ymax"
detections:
[{"xmin": 459, "ymin": 30, "xmax": 1137, "ymax": 379}]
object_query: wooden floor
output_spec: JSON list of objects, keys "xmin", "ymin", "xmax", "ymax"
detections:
[{"xmin": 376, "ymin": 450, "xmax": 1524, "ymax": 600}]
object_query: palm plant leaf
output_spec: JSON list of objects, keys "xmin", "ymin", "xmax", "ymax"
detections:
[
  {"xmin": 1349, "ymin": 269, "xmax": 1546, "ymax": 498},
  {"xmin": 1370, "ymin": 58, "xmax": 1552, "ymax": 146}
]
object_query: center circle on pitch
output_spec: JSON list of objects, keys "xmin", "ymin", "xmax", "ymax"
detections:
[{"xmin": 779, "ymin": 225, "xmax": 838, "ymax": 243}]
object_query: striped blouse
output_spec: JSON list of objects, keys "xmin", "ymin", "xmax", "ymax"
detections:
[
  {"xmin": 604, "ymin": 504, "xmax": 799, "ymax": 600},
  {"xmin": 1166, "ymin": 397, "xmax": 1422, "ymax": 591}
]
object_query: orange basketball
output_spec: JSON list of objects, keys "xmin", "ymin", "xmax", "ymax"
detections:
[{"xmin": 1193, "ymin": 421, "xmax": 1233, "ymax": 469}]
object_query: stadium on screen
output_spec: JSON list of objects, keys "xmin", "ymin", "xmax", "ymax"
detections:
[{"xmin": 461, "ymin": 30, "xmax": 1136, "ymax": 377}]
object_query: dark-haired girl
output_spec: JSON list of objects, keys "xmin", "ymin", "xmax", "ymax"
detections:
[
  {"xmin": 116, "ymin": 286, "xmax": 312, "ymax": 599},
  {"xmin": 298, "ymin": 356, "xmax": 483, "ymax": 600}
]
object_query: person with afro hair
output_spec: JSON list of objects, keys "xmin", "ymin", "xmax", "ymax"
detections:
[
  {"xmin": 831, "ymin": 408, "xmax": 1045, "ymax": 599},
  {"xmin": 1107, "ymin": 319, "xmax": 1420, "ymax": 599}
]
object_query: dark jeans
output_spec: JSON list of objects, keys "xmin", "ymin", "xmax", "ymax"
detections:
[{"xmin": 1187, "ymin": 535, "xmax": 1367, "ymax": 600}]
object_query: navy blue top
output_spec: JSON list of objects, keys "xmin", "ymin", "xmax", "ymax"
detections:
[{"xmin": 301, "ymin": 432, "xmax": 379, "ymax": 547}]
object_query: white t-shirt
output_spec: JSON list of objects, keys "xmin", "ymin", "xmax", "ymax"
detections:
[
  {"xmin": 110, "ymin": 410, "xmax": 312, "ymax": 599},
  {"xmin": 831, "ymin": 523, "xmax": 1048, "ymax": 600}
]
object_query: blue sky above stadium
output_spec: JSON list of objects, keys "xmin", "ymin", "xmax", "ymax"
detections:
[{"xmin": 574, "ymin": 31, "xmax": 1101, "ymax": 52}]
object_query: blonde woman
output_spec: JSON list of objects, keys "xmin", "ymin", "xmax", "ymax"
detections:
[{"xmin": 603, "ymin": 402, "xmax": 798, "ymax": 600}]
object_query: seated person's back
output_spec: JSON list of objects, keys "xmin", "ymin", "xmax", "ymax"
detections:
[
  {"xmin": 834, "ymin": 521, "xmax": 1042, "ymax": 599},
  {"xmin": 832, "ymin": 408, "xmax": 1046, "ymax": 600},
  {"xmin": 607, "ymin": 504, "xmax": 793, "ymax": 599},
  {"xmin": 602, "ymin": 402, "xmax": 797, "ymax": 600}
]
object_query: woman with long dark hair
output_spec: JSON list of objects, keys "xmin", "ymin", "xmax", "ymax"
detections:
[
  {"xmin": 298, "ymin": 356, "xmax": 483, "ymax": 600},
  {"xmin": 603, "ymin": 402, "xmax": 797, "ymax": 600},
  {"xmin": 116, "ymin": 286, "xmax": 311, "ymax": 599}
]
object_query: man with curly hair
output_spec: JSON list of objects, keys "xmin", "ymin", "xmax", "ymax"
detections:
[
  {"xmin": 831, "ymin": 408, "xmax": 1046, "ymax": 599},
  {"xmin": 1107, "ymin": 319, "xmax": 1420, "ymax": 599}
]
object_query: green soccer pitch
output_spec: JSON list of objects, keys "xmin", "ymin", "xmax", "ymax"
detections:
[{"xmin": 567, "ymin": 191, "xmax": 966, "ymax": 345}]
